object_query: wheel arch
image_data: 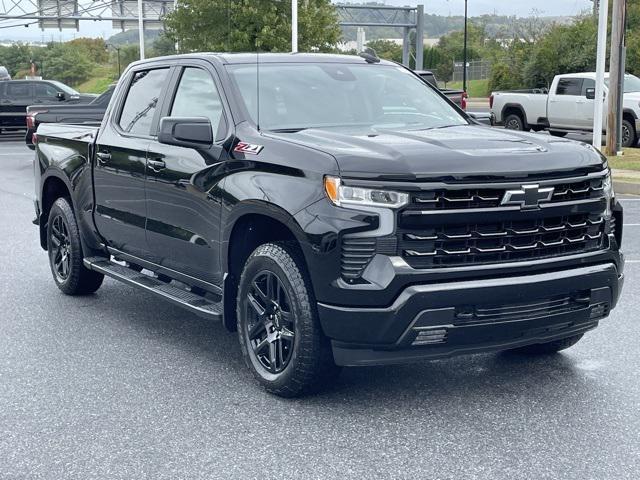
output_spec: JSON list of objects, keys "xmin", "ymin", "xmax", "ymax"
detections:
[
  {"xmin": 39, "ymin": 172, "xmax": 73, "ymax": 250},
  {"xmin": 501, "ymin": 103, "xmax": 529, "ymax": 129},
  {"xmin": 222, "ymin": 202, "xmax": 309, "ymax": 331}
]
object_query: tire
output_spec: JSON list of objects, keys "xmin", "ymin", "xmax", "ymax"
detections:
[
  {"xmin": 621, "ymin": 118, "xmax": 638, "ymax": 148},
  {"xmin": 504, "ymin": 113, "xmax": 525, "ymax": 131},
  {"xmin": 237, "ymin": 242, "xmax": 339, "ymax": 397},
  {"xmin": 549, "ymin": 130, "xmax": 568, "ymax": 138},
  {"xmin": 47, "ymin": 197, "xmax": 104, "ymax": 295},
  {"xmin": 508, "ymin": 333, "xmax": 584, "ymax": 355}
]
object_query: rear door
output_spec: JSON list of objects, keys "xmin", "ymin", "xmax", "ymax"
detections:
[
  {"xmin": 547, "ymin": 77, "xmax": 583, "ymax": 129},
  {"xmin": 93, "ymin": 66, "xmax": 172, "ymax": 258},
  {"xmin": 0, "ymin": 81, "xmax": 33, "ymax": 128},
  {"xmin": 144, "ymin": 62, "xmax": 230, "ymax": 285}
]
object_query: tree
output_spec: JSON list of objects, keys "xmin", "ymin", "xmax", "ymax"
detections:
[
  {"xmin": 0, "ymin": 43, "xmax": 32, "ymax": 77},
  {"xmin": 435, "ymin": 60, "xmax": 454, "ymax": 85},
  {"xmin": 365, "ymin": 39, "xmax": 402, "ymax": 63},
  {"xmin": 164, "ymin": 0, "xmax": 341, "ymax": 53},
  {"xmin": 67, "ymin": 37, "xmax": 109, "ymax": 64},
  {"xmin": 35, "ymin": 43, "xmax": 96, "ymax": 85}
]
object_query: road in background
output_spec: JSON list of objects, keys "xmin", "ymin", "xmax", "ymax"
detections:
[{"xmin": 1, "ymin": 134, "xmax": 639, "ymax": 479}]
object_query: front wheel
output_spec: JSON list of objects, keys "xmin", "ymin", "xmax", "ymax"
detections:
[
  {"xmin": 621, "ymin": 118, "xmax": 638, "ymax": 148},
  {"xmin": 507, "ymin": 333, "xmax": 584, "ymax": 355},
  {"xmin": 237, "ymin": 243, "xmax": 339, "ymax": 397},
  {"xmin": 47, "ymin": 197, "xmax": 104, "ymax": 295}
]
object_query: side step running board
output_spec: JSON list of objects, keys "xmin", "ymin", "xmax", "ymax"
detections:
[{"xmin": 84, "ymin": 256, "xmax": 223, "ymax": 321}]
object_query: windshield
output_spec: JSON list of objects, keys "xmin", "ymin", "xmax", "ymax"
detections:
[
  {"xmin": 605, "ymin": 74, "xmax": 640, "ymax": 93},
  {"xmin": 226, "ymin": 63, "xmax": 467, "ymax": 132},
  {"xmin": 48, "ymin": 80, "xmax": 80, "ymax": 96}
]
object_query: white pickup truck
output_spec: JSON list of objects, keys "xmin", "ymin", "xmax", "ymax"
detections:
[{"xmin": 490, "ymin": 72, "xmax": 640, "ymax": 147}]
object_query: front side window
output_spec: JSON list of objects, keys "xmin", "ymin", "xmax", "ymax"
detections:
[
  {"xmin": 581, "ymin": 79, "xmax": 595, "ymax": 97},
  {"xmin": 556, "ymin": 78, "xmax": 583, "ymax": 96},
  {"xmin": 119, "ymin": 68, "xmax": 169, "ymax": 135},
  {"xmin": 170, "ymin": 67, "xmax": 225, "ymax": 139},
  {"xmin": 35, "ymin": 83, "xmax": 60, "ymax": 99},
  {"xmin": 227, "ymin": 63, "xmax": 467, "ymax": 132}
]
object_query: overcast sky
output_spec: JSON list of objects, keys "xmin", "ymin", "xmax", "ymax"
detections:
[{"xmin": 0, "ymin": 0, "xmax": 595, "ymax": 42}]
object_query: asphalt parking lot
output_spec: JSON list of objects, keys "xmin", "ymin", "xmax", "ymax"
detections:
[{"xmin": 1, "ymin": 131, "xmax": 639, "ymax": 479}]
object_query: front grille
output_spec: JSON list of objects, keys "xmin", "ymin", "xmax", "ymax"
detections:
[
  {"xmin": 408, "ymin": 176, "xmax": 604, "ymax": 211},
  {"xmin": 400, "ymin": 213, "xmax": 606, "ymax": 268}
]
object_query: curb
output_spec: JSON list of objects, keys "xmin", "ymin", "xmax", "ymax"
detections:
[{"xmin": 613, "ymin": 180, "xmax": 640, "ymax": 196}]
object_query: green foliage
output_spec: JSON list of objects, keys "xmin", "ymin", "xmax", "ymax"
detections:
[
  {"xmin": 67, "ymin": 37, "xmax": 109, "ymax": 64},
  {"xmin": 0, "ymin": 43, "xmax": 31, "ymax": 77},
  {"xmin": 33, "ymin": 43, "xmax": 97, "ymax": 85},
  {"xmin": 365, "ymin": 39, "xmax": 402, "ymax": 63},
  {"xmin": 165, "ymin": 0, "xmax": 341, "ymax": 52},
  {"xmin": 435, "ymin": 60, "xmax": 454, "ymax": 84}
]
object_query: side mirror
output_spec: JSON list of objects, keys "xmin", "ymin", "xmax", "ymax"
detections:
[
  {"xmin": 158, "ymin": 117, "xmax": 213, "ymax": 149},
  {"xmin": 56, "ymin": 92, "xmax": 65, "ymax": 101},
  {"xmin": 585, "ymin": 88, "xmax": 596, "ymax": 100}
]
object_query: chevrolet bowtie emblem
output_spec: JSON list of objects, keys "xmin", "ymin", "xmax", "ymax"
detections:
[{"xmin": 501, "ymin": 184, "xmax": 555, "ymax": 209}]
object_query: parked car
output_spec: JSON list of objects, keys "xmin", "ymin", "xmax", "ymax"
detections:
[
  {"xmin": 0, "ymin": 66, "xmax": 11, "ymax": 81},
  {"xmin": 415, "ymin": 70, "xmax": 467, "ymax": 109},
  {"xmin": 25, "ymin": 84, "xmax": 115, "ymax": 149},
  {"xmin": 33, "ymin": 53, "xmax": 623, "ymax": 397},
  {"xmin": 490, "ymin": 72, "xmax": 640, "ymax": 147},
  {"xmin": 0, "ymin": 80, "xmax": 96, "ymax": 133}
]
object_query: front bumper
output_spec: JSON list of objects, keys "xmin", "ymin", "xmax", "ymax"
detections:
[{"xmin": 319, "ymin": 262, "xmax": 623, "ymax": 366}]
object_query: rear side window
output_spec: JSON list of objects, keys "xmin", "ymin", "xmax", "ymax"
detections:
[
  {"xmin": 119, "ymin": 68, "xmax": 169, "ymax": 135},
  {"xmin": 6, "ymin": 83, "xmax": 31, "ymax": 99},
  {"xmin": 170, "ymin": 67, "xmax": 225, "ymax": 140},
  {"xmin": 556, "ymin": 78, "xmax": 583, "ymax": 96}
]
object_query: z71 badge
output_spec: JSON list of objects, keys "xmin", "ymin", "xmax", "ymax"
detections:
[{"xmin": 234, "ymin": 142, "xmax": 264, "ymax": 155}]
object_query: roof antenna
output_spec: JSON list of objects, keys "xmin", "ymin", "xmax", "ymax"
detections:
[{"xmin": 359, "ymin": 47, "xmax": 380, "ymax": 64}]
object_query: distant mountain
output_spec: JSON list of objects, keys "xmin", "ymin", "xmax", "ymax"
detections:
[{"xmin": 106, "ymin": 29, "xmax": 162, "ymax": 46}]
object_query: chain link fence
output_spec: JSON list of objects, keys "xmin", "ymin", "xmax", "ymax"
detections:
[{"xmin": 452, "ymin": 60, "xmax": 491, "ymax": 82}]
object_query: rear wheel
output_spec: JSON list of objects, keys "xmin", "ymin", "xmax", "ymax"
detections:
[
  {"xmin": 549, "ymin": 130, "xmax": 568, "ymax": 138},
  {"xmin": 47, "ymin": 197, "xmax": 104, "ymax": 295},
  {"xmin": 504, "ymin": 113, "xmax": 525, "ymax": 131},
  {"xmin": 237, "ymin": 243, "xmax": 339, "ymax": 397},
  {"xmin": 508, "ymin": 333, "xmax": 584, "ymax": 355}
]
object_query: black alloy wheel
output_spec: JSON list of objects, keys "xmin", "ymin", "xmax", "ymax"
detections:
[
  {"xmin": 245, "ymin": 270, "xmax": 295, "ymax": 374},
  {"xmin": 49, "ymin": 214, "xmax": 71, "ymax": 282}
]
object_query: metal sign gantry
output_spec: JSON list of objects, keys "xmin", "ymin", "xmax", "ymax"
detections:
[
  {"xmin": 335, "ymin": 4, "xmax": 425, "ymax": 69},
  {"xmin": 0, "ymin": 0, "xmax": 173, "ymax": 30}
]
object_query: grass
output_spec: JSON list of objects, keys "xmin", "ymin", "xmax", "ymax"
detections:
[
  {"xmin": 74, "ymin": 65, "xmax": 117, "ymax": 94},
  {"xmin": 608, "ymin": 148, "xmax": 640, "ymax": 172},
  {"xmin": 446, "ymin": 79, "xmax": 489, "ymax": 98}
]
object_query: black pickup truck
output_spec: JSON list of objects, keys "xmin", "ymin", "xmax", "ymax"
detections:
[
  {"xmin": 33, "ymin": 53, "xmax": 624, "ymax": 397},
  {"xmin": 0, "ymin": 79, "xmax": 96, "ymax": 133},
  {"xmin": 25, "ymin": 84, "xmax": 115, "ymax": 149}
]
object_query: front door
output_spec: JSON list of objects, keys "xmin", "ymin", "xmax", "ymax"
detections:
[
  {"xmin": 145, "ymin": 65, "xmax": 230, "ymax": 285},
  {"xmin": 93, "ymin": 66, "xmax": 171, "ymax": 258},
  {"xmin": 575, "ymin": 78, "xmax": 596, "ymax": 130}
]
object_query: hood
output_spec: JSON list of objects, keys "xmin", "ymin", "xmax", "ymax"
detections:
[{"xmin": 267, "ymin": 125, "xmax": 605, "ymax": 181}]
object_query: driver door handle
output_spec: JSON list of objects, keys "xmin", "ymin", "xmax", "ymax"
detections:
[{"xmin": 148, "ymin": 159, "xmax": 166, "ymax": 172}]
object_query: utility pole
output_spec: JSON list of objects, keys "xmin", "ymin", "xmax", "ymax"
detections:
[
  {"xmin": 462, "ymin": 0, "xmax": 468, "ymax": 93},
  {"xmin": 138, "ymin": 0, "xmax": 145, "ymax": 60},
  {"xmin": 606, "ymin": 0, "xmax": 626, "ymax": 156},
  {"xmin": 292, "ymin": 0, "xmax": 298, "ymax": 53},
  {"xmin": 593, "ymin": 0, "xmax": 609, "ymax": 151}
]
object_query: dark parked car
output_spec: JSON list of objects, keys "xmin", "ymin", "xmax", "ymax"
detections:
[
  {"xmin": 26, "ymin": 84, "xmax": 115, "ymax": 149},
  {"xmin": 33, "ymin": 53, "xmax": 623, "ymax": 397},
  {"xmin": 415, "ymin": 69, "xmax": 467, "ymax": 109},
  {"xmin": 0, "ymin": 80, "xmax": 96, "ymax": 133}
]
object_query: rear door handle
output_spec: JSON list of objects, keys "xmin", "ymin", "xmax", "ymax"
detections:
[
  {"xmin": 148, "ymin": 159, "xmax": 166, "ymax": 172},
  {"xmin": 96, "ymin": 151, "xmax": 111, "ymax": 163}
]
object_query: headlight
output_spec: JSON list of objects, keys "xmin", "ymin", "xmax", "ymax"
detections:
[
  {"xmin": 603, "ymin": 170, "xmax": 614, "ymax": 219},
  {"xmin": 324, "ymin": 176, "xmax": 409, "ymax": 208}
]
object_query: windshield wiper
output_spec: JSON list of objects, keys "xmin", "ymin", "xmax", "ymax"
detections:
[{"xmin": 269, "ymin": 127, "xmax": 308, "ymax": 133}]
